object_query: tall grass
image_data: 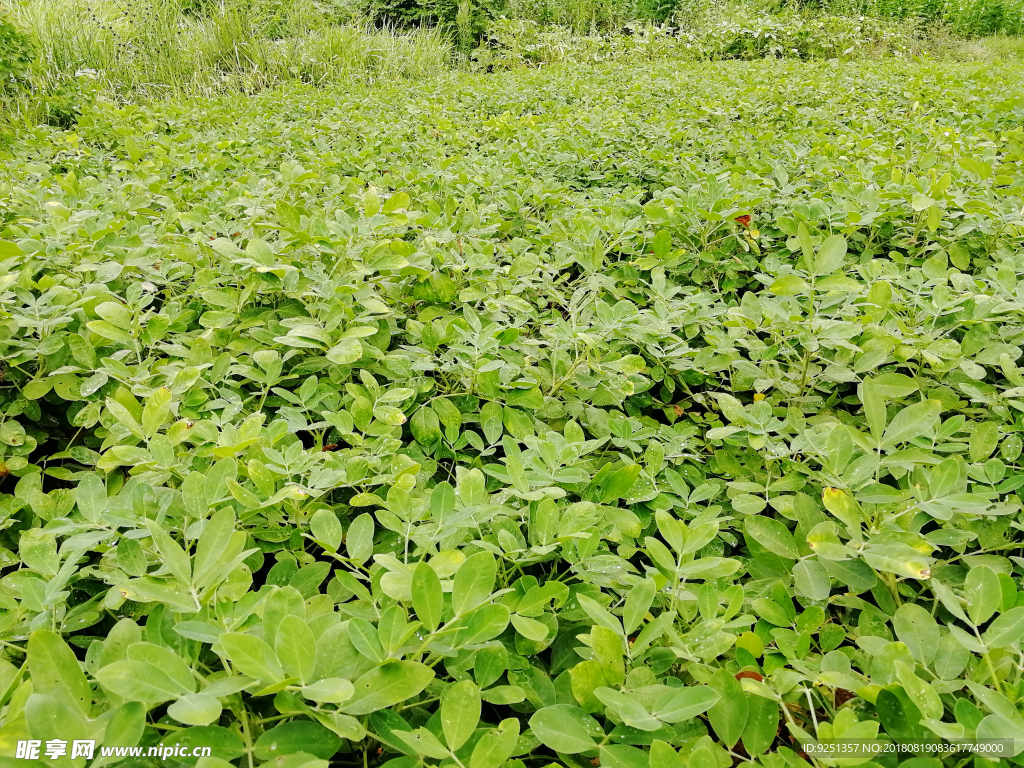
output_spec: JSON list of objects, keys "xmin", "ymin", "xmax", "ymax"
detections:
[
  {"xmin": 501, "ymin": 0, "xmax": 682, "ymax": 32},
  {"xmin": 824, "ymin": 0, "xmax": 1024, "ymax": 35},
  {"xmin": 2, "ymin": 0, "xmax": 1019, "ymax": 132},
  {"xmin": 2, "ymin": 0, "xmax": 453, "ymax": 99}
]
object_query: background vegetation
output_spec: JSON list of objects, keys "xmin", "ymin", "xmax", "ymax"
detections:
[{"xmin": 1, "ymin": 0, "xmax": 1023, "ymax": 123}]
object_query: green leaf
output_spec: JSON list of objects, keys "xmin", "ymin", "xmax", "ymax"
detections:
[
  {"xmin": 707, "ymin": 668, "xmax": 748, "ymax": 747},
  {"xmin": 76, "ymin": 472, "xmax": 106, "ymax": 523},
  {"xmin": 341, "ymin": 661, "xmax": 435, "ymax": 715},
  {"xmin": 411, "ymin": 405, "xmax": 441, "ymax": 445},
  {"xmin": 470, "ymin": 719, "xmax": 520, "ymax": 768},
  {"xmin": 142, "ymin": 387, "xmax": 173, "ymax": 438},
  {"xmin": 769, "ymin": 275, "xmax": 807, "ymax": 295},
  {"xmin": 880, "ymin": 400, "xmax": 941, "ymax": 448},
  {"xmin": 623, "ymin": 577, "xmax": 656, "ymax": 634},
  {"xmin": 813, "ymin": 233, "xmax": 847, "ymax": 275},
  {"xmin": 511, "ymin": 614, "xmax": 550, "ymax": 641},
  {"xmin": 205, "ymin": 457, "xmax": 238, "ymax": 503},
  {"xmin": 932, "ymin": 631, "xmax": 969, "ymax": 680},
  {"xmin": 88, "ymin": 320, "xmax": 134, "ymax": 345},
  {"xmin": 96, "ymin": 660, "xmax": 189, "ymax": 703},
  {"xmin": 464, "ymin": 604, "xmax": 511, "ymax": 643},
  {"xmin": 327, "ymin": 337, "xmax": 363, "ymax": 365},
  {"xmin": 177, "ymin": 726, "xmax": 246, "ymax": 762},
  {"xmin": 931, "ymin": 579, "xmax": 969, "ymax": 623},
  {"xmin": 349, "ymin": 617, "xmax": 386, "ymax": 663},
  {"xmin": 893, "ymin": 603, "xmax": 939, "ymax": 665},
  {"xmin": 346, "ymin": 513, "xmax": 375, "ymax": 563},
  {"xmin": 192, "ymin": 508, "xmax": 238, "ymax": 588},
  {"xmin": 577, "ymin": 594, "xmax": 623, "ymax": 635},
  {"xmin": 605, "ymin": 354, "xmax": 646, "ymax": 374},
  {"xmin": 744, "ymin": 516, "xmax": 798, "ymax": 559},
  {"xmin": 430, "ymin": 481, "xmax": 455, "ymax": 520},
  {"xmin": 254, "ymin": 721, "xmax": 341, "ymax": 761},
  {"xmin": 653, "ymin": 685, "xmax": 720, "ymax": 723},
  {"xmin": 395, "ymin": 728, "xmax": 451, "ymax": 759},
  {"xmin": 219, "ymin": 633, "xmax": 285, "ymax": 684},
  {"xmin": 862, "ymin": 378, "xmax": 887, "ymax": 442},
  {"xmin": 103, "ymin": 701, "xmax": 146, "ymax": 747},
  {"xmin": 793, "ymin": 558, "xmax": 831, "ymax": 601},
  {"xmin": 105, "ymin": 397, "xmax": 144, "ymax": 439},
  {"xmin": 452, "ymin": 551, "xmax": 496, "ymax": 616},
  {"xmin": 27, "ymin": 630, "xmax": 92, "ymax": 717},
  {"xmin": 480, "ymin": 401, "xmax": 503, "ymax": 444},
  {"xmin": 529, "ymin": 705, "xmax": 601, "ymax": 753},
  {"xmin": 873, "ymin": 372, "xmax": 919, "ymax": 398},
  {"xmin": 147, "ymin": 520, "xmax": 192, "ymax": 586},
  {"xmin": 169, "ymin": 694, "xmax": 223, "ymax": 726},
  {"xmin": 976, "ymin": 715, "xmax": 1024, "ymax": 756},
  {"xmin": 374, "ymin": 404, "xmax": 407, "ymax": 425},
  {"xmin": 364, "ymin": 187, "xmax": 381, "ymax": 216},
  {"xmin": 302, "ymin": 678, "xmax": 355, "ymax": 704},
  {"xmin": 970, "ymin": 421, "xmax": 1000, "ymax": 462},
  {"xmin": 912, "ymin": 192, "xmax": 936, "ymax": 211},
  {"xmin": 965, "ymin": 565, "xmax": 1001, "ymax": 625},
  {"xmin": 601, "ymin": 464, "xmax": 642, "ymax": 502},
  {"xmin": 797, "ymin": 223, "xmax": 814, "ymax": 263},
  {"xmin": 383, "ymin": 190, "xmax": 411, "ymax": 213},
  {"xmin": 600, "ymin": 745, "xmax": 651, "ymax": 768},
  {"xmin": 983, "ymin": 606, "xmax": 1024, "ymax": 648},
  {"xmin": 895, "ymin": 661, "xmax": 942, "ymax": 720},
  {"xmin": 441, "ymin": 680, "xmax": 481, "ymax": 751},
  {"xmin": 649, "ymin": 741, "xmax": 680, "ymax": 768},
  {"xmin": 127, "ymin": 642, "xmax": 196, "ymax": 693},
  {"xmin": 275, "ymin": 615, "xmax": 316, "ymax": 684},
  {"xmin": 412, "ymin": 560, "xmax": 443, "ymax": 633},
  {"xmin": 228, "ymin": 479, "xmax": 265, "ymax": 515},
  {"xmin": 743, "ymin": 694, "xmax": 780, "ymax": 757},
  {"xmin": 24, "ymin": 692, "xmax": 87, "ymax": 746},
  {"xmin": 310, "ymin": 508, "xmax": 343, "ymax": 551},
  {"xmin": 0, "ymin": 241, "xmax": 24, "ymax": 257}
]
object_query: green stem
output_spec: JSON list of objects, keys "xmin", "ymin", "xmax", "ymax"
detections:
[{"xmin": 973, "ymin": 624, "xmax": 1004, "ymax": 696}]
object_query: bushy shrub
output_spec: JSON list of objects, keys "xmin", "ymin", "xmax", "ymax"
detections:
[
  {"xmin": 473, "ymin": 8, "xmax": 910, "ymax": 67},
  {"xmin": 501, "ymin": 0, "xmax": 630, "ymax": 31},
  {"xmin": 941, "ymin": 0, "xmax": 1024, "ymax": 35},
  {"xmin": 0, "ymin": 14, "xmax": 35, "ymax": 92},
  {"xmin": 698, "ymin": 7, "xmax": 911, "ymax": 58},
  {"xmin": 472, "ymin": 17, "xmax": 573, "ymax": 66},
  {"xmin": 828, "ymin": 0, "xmax": 1024, "ymax": 36},
  {"xmin": 472, "ymin": 17, "xmax": 700, "ymax": 67},
  {"xmin": 35, "ymin": 69, "xmax": 101, "ymax": 128}
]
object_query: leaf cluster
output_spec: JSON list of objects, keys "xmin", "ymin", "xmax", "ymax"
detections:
[{"xmin": 0, "ymin": 56, "xmax": 1023, "ymax": 768}]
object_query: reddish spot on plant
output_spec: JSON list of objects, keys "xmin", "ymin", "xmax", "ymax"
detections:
[
  {"xmin": 735, "ymin": 670, "xmax": 763, "ymax": 682},
  {"xmin": 735, "ymin": 215, "xmax": 751, "ymax": 227}
]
